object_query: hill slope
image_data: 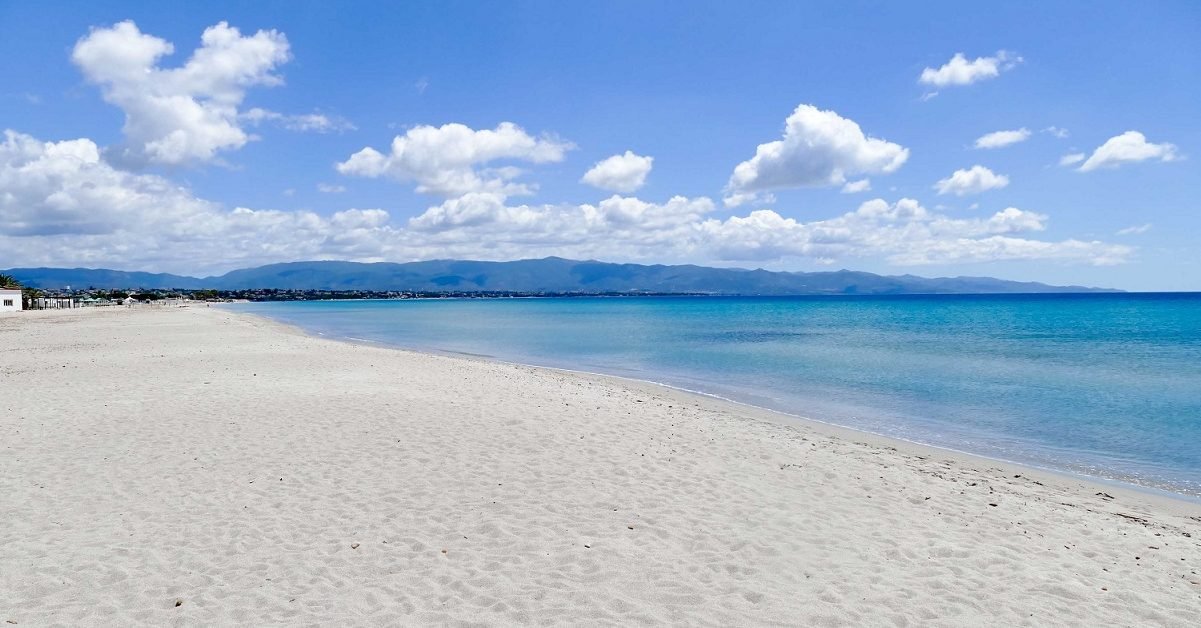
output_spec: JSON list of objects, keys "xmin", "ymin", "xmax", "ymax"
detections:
[{"xmin": 4, "ymin": 258, "xmax": 1117, "ymax": 294}]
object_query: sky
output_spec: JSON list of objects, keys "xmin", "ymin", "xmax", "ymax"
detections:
[{"xmin": 0, "ymin": 1, "xmax": 1198, "ymax": 290}]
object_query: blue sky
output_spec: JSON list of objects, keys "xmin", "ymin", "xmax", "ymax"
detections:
[{"xmin": 1, "ymin": 1, "xmax": 1198, "ymax": 290}]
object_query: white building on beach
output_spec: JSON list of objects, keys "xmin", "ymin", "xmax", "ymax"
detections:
[
  {"xmin": 0, "ymin": 287, "xmax": 22, "ymax": 312},
  {"xmin": 32, "ymin": 296, "xmax": 80, "ymax": 310}
]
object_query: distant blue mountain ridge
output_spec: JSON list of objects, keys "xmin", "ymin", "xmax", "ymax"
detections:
[{"xmin": 3, "ymin": 257, "xmax": 1119, "ymax": 294}]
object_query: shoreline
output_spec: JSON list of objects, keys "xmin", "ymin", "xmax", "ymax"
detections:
[
  {"xmin": 4, "ymin": 305, "xmax": 1199, "ymax": 625},
  {"xmin": 232, "ymin": 305, "xmax": 1201, "ymax": 509}
]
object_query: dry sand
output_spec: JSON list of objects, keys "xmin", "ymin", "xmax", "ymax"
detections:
[{"xmin": 2, "ymin": 305, "xmax": 1199, "ymax": 626}]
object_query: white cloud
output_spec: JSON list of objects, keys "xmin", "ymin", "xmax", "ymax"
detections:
[
  {"xmin": 580, "ymin": 151, "xmax": 653, "ymax": 193},
  {"xmin": 841, "ymin": 179, "xmax": 872, "ymax": 194},
  {"xmin": 1, "ymin": 130, "xmax": 1132, "ymax": 274},
  {"xmin": 974, "ymin": 128, "xmax": 1030, "ymax": 149},
  {"xmin": 0, "ymin": 130, "xmax": 401, "ymax": 271},
  {"xmin": 0, "ymin": 130, "xmax": 211, "ymax": 236},
  {"xmin": 317, "ymin": 183, "xmax": 346, "ymax": 194},
  {"xmin": 407, "ymin": 192, "xmax": 517, "ymax": 231},
  {"xmin": 401, "ymin": 193, "xmax": 1123, "ymax": 268},
  {"xmin": 934, "ymin": 165, "xmax": 1009, "ymax": 196},
  {"xmin": 1058, "ymin": 153, "xmax": 1086, "ymax": 167},
  {"xmin": 394, "ymin": 193, "xmax": 714, "ymax": 268},
  {"xmin": 1043, "ymin": 126, "xmax": 1069, "ymax": 139},
  {"xmin": 986, "ymin": 207, "xmax": 1047, "ymax": 233},
  {"xmin": 408, "ymin": 193, "xmax": 714, "ymax": 238},
  {"xmin": 336, "ymin": 122, "xmax": 574, "ymax": 198},
  {"xmin": 72, "ymin": 21, "xmax": 291, "ymax": 166},
  {"xmin": 241, "ymin": 108, "xmax": 354, "ymax": 133},
  {"xmin": 724, "ymin": 104, "xmax": 908, "ymax": 206},
  {"xmin": 721, "ymin": 192, "xmax": 762, "ymax": 208},
  {"xmin": 1078, "ymin": 131, "xmax": 1179, "ymax": 172},
  {"xmin": 1116, "ymin": 223, "xmax": 1152, "ymax": 236},
  {"xmin": 919, "ymin": 51, "xmax": 1021, "ymax": 87},
  {"xmin": 696, "ymin": 199, "xmax": 1123, "ymax": 266}
]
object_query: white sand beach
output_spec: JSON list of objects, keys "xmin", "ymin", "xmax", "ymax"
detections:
[{"xmin": 2, "ymin": 306, "xmax": 1199, "ymax": 626}]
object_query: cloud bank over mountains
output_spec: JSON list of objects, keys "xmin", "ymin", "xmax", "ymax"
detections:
[
  {"xmin": 0, "ymin": 21, "xmax": 1167, "ymax": 275},
  {"xmin": 0, "ymin": 127, "xmax": 1128, "ymax": 274}
]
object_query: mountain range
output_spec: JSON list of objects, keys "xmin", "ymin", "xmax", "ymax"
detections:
[{"xmin": 3, "ymin": 258, "xmax": 1117, "ymax": 295}]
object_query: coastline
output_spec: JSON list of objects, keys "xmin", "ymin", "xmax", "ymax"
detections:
[
  {"xmin": 234, "ymin": 304, "xmax": 1201, "ymax": 508},
  {"xmin": 3, "ymin": 306, "xmax": 1199, "ymax": 625}
]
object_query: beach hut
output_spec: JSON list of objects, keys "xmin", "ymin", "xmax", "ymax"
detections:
[
  {"xmin": 0, "ymin": 286, "xmax": 21, "ymax": 312},
  {"xmin": 31, "ymin": 296, "xmax": 79, "ymax": 309}
]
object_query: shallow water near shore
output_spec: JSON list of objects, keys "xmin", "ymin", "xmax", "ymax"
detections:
[{"xmin": 234, "ymin": 293, "xmax": 1201, "ymax": 497}]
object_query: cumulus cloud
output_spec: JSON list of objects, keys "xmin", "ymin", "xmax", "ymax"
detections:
[
  {"xmin": 72, "ymin": 21, "xmax": 291, "ymax": 166},
  {"xmin": 580, "ymin": 151, "xmax": 653, "ymax": 193},
  {"xmin": 919, "ymin": 51, "xmax": 1021, "ymax": 88},
  {"xmin": 408, "ymin": 193, "xmax": 714, "ymax": 238},
  {"xmin": 841, "ymin": 179, "xmax": 872, "ymax": 194},
  {"xmin": 724, "ymin": 104, "xmax": 908, "ymax": 207},
  {"xmin": 1078, "ymin": 131, "xmax": 1179, "ymax": 172},
  {"xmin": 241, "ymin": 108, "xmax": 355, "ymax": 133},
  {"xmin": 1058, "ymin": 153, "xmax": 1086, "ymax": 167},
  {"xmin": 696, "ymin": 199, "xmax": 1123, "ymax": 266},
  {"xmin": 336, "ymin": 122, "xmax": 574, "ymax": 198},
  {"xmin": 934, "ymin": 165, "xmax": 1009, "ymax": 196},
  {"xmin": 0, "ymin": 130, "xmax": 400, "ymax": 271},
  {"xmin": 986, "ymin": 207, "xmax": 1047, "ymax": 233},
  {"xmin": 0, "ymin": 130, "xmax": 210, "ymax": 236},
  {"xmin": 974, "ymin": 128, "xmax": 1030, "ymax": 149},
  {"xmin": 1043, "ymin": 126, "xmax": 1069, "ymax": 139}
]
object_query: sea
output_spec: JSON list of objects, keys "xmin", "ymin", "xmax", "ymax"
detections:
[{"xmin": 233, "ymin": 293, "xmax": 1201, "ymax": 498}]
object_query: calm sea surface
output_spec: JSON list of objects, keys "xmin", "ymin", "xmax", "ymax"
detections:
[{"xmin": 234, "ymin": 294, "xmax": 1201, "ymax": 497}]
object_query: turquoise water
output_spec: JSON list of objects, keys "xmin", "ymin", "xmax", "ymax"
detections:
[{"xmin": 234, "ymin": 294, "xmax": 1201, "ymax": 497}]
